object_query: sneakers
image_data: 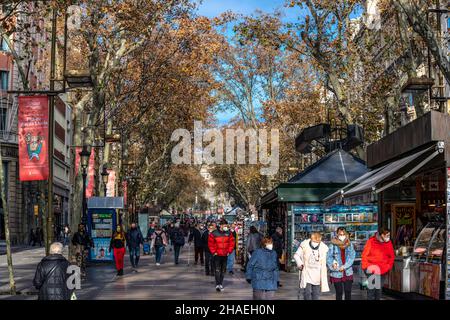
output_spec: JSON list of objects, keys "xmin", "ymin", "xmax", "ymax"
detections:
[
  {"xmin": 156, "ymin": 263, "xmax": 161, "ymax": 266},
  {"xmin": 117, "ymin": 269, "xmax": 124, "ymax": 276},
  {"xmin": 216, "ymin": 285, "xmax": 221, "ymax": 292},
  {"xmin": 219, "ymin": 285, "xmax": 224, "ymax": 292}
]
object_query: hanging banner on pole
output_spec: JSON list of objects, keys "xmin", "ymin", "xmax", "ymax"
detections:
[
  {"xmin": 122, "ymin": 180, "xmax": 128, "ymax": 205},
  {"xmin": 18, "ymin": 96, "xmax": 49, "ymax": 181},
  {"xmin": 75, "ymin": 147, "xmax": 95, "ymax": 198},
  {"xmin": 106, "ymin": 169, "xmax": 116, "ymax": 197}
]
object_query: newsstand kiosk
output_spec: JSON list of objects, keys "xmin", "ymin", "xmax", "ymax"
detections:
[{"xmin": 87, "ymin": 197, "xmax": 124, "ymax": 262}]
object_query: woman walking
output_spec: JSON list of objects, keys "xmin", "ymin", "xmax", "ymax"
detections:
[
  {"xmin": 110, "ymin": 225, "xmax": 127, "ymax": 276},
  {"xmin": 293, "ymin": 232, "xmax": 329, "ymax": 300},
  {"xmin": 326, "ymin": 227, "xmax": 356, "ymax": 300},
  {"xmin": 151, "ymin": 225, "xmax": 168, "ymax": 265},
  {"xmin": 245, "ymin": 236, "xmax": 279, "ymax": 300}
]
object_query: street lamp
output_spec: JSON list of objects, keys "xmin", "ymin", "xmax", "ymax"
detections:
[
  {"xmin": 79, "ymin": 146, "xmax": 91, "ymax": 225},
  {"xmin": 101, "ymin": 166, "xmax": 109, "ymax": 197}
]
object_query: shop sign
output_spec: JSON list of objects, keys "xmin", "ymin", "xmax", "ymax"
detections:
[
  {"xmin": 1, "ymin": 146, "xmax": 18, "ymax": 158},
  {"xmin": 393, "ymin": 205, "xmax": 414, "ymax": 225},
  {"xmin": 18, "ymin": 96, "xmax": 49, "ymax": 181}
]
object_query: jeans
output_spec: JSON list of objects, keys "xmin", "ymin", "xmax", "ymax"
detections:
[
  {"xmin": 129, "ymin": 246, "xmax": 140, "ymax": 268},
  {"xmin": 174, "ymin": 245, "xmax": 182, "ymax": 264},
  {"xmin": 205, "ymin": 251, "xmax": 214, "ymax": 275},
  {"xmin": 155, "ymin": 245, "xmax": 164, "ymax": 263},
  {"xmin": 334, "ymin": 280, "xmax": 352, "ymax": 300},
  {"xmin": 304, "ymin": 283, "xmax": 320, "ymax": 300},
  {"xmin": 63, "ymin": 235, "xmax": 69, "ymax": 247},
  {"xmin": 194, "ymin": 246, "xmax": 204, "ymax": 264},
  {"xmin": 253, "ymin": 289, "xmax": 275, "ymax": 300},
  {"xmin": 214, "ymin": 255, "xmax": 227, "ymax": 286},
  {"xmin": 367, "ymin": 274, "xmax": 386, "ymax": 300},
  {"xmin": 227, "ymin": 250, "xmax": 235, "ymax": 272}
]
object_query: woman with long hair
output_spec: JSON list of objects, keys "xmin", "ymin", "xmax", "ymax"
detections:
[{"xmin": 110, "ymin": 224, "xmax": 127, "ymax": 276}]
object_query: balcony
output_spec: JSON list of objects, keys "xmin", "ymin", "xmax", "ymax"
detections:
[{"xmin": 0, "ymin": 130, "xmax": 18, "ymax": 144}]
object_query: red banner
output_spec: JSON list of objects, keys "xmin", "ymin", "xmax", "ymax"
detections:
[
  {"xmin": 75, "ymin": 147, "xmax": 95, "ymax": 198},
  {"xmin": 122, "ymin": 180, "xmax": 128, "ymax": 205},
  {"xmin": 106, "ymin": 169, "xmax": 116, "ymax": 197},
  {"xmin": 18, "ymin": 96, "xmax": 49, "ymax": 181}
]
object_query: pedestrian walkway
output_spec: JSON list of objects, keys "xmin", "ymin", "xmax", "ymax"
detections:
[{"xmin": 0, "ymin": 244, "xmax": 393, "ymax": 300}]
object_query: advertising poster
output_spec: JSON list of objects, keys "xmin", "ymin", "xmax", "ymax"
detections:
[
  {"xmin": 75, "ymin": 147, "xmax": 95, "ymax": 197},
  {"xmin": 89, "ymin": 211, "xmax": 115, "ymax": 261},
  {"xmin": 106, "ymin": 169, "xmax": 116, "ymax": 197},
  {"xmin": 18, "ymin": 96, "xmax": 49, "ymax": 181}
]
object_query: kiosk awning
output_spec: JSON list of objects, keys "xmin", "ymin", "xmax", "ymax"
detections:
[{"xmin": 344, "ymin": 144, "xmax": 442, "ymax": 197}]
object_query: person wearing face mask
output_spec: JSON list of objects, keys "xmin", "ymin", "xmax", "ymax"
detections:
[
  {"xmin": 109, "ymin": 224, "xmax": 127, "ymax": 276},
  {"xmin": 169, "ymin": 222, "xmax": 185, "ymax": 265},
  {"xmin": 326, "ymin": 227, "xmax": 356, "ymax": 300},
  {"xmin": 208, "ymin": 219, "xmax": 235, "ymax": 292},
  {"xmin": 294, "ymin": 232, "xmax": 329, "ymax": 300},
  {"xmin": 361, "ymin": 227, "xmax": 395, "ymax": 300},
  {"xmin": 245, "ymin": 236, "xmax": 279, "ymax": 300}
]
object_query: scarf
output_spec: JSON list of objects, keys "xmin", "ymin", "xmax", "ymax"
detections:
[{"xmin": 331, "ymin": 237, "xmax": 350, "ymax": 249}]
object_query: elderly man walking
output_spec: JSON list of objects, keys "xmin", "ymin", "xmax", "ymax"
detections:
[{"xmin": 33, "ymin": 242, "xmax": 72, "ymax": 300}]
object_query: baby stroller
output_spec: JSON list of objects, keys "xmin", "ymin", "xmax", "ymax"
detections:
[{"xmin": 143, "ymin": 239, "xmax": 151, "ymax": 255}]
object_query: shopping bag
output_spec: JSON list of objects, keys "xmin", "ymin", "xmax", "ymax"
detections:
[{"xmin": 297, "ymin": 269, "xmax": 305, "ymax": 300}]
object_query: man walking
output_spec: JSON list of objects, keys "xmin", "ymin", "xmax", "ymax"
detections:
[
  {"xmin": 188, "ymin": 223, "xmax": 205, "ymax": 265},
  {"xmin": 127, "ymin": 223, "xmax": 144, "ymax": 269},
  {"xmin": 227, "ymin": 222, "xmax": 238, "ymax": 275},
  {"xmin": 170, "ymin": 222, "xmax": 185, "ymax": 264},
  {"xmin": 33, "ymin": 242, "xmax": 71, "ymax": 300},
  {"xmin": 271, "ymin": 227, "xmax": 284, "ymax": 287},
  {"xmin": 208, "ymin": 220, "xmax": 235, "ymax": 292},
  {"xmin": 202, "ymin": 224, "xmax": 215, "ymax": 276},
  {"xmin": 72, "ymin": 224, "xmax": 94, "ymax": 278}
]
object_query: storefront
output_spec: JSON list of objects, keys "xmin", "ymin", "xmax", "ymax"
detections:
[
  {"xmin": 331, "ymin": 111, "xmax": 450, "ymax": 300},
  {"xmin": 259, "ymin": 149, "xmax": 368, "ymax": 271}
]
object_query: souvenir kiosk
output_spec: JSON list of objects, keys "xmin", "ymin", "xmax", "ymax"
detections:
[
  {"xmin": 330, "ymin": 111, "xmax": 450, "ymax": 299},
  {"xmin": 87, "ymin": 197, "xmax": 124, "ymax": 262}
]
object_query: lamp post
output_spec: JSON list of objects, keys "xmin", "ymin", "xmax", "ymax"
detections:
[
  {"xmin": 101, "ymin": 166, "xmax": 109, "ymax": 197},
  {"xmin": 79, "ymin": 146, "xmax": 91, "ymax": 225}
]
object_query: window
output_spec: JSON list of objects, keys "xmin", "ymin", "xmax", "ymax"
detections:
[
  {"xmin": 0, "ymin": 71, "xmax": 9, "ymax": 90},
  {"xmin": 0, "ymin": 37, "xmax": 9, "ymax": 51},
  {"xmin": 0, "ymin": 108, "xmax": 6, "ymax": 132}
]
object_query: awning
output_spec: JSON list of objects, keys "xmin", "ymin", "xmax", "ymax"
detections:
[
  {"xmin": 344, "ymin": 144, "xmax": 442, "ymax": 197},
  {"xmin": 87, "ymin": 197, "xmax": 124, "ymax": 209},
  {"xmin": 323, "ymin": 166, "xmax": 387, "ymax": 202}
]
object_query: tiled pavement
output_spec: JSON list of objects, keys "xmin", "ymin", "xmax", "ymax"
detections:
[{"xmin": 1, "ymin": 244, "xmax": 394, "ymax": 300}]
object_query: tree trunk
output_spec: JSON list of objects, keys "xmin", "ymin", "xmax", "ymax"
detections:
[{"xmin": 0, "ymin": 146, "xmax": 16, "ymax": 295}]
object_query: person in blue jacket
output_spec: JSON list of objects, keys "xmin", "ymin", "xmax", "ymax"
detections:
[
  {"xmin": 326, "ymin": 227, "xmax": 356, "ymax": 300},
  {"xmin": 245, "ymin": 236, "xmax": 279, "ymax": 300}
]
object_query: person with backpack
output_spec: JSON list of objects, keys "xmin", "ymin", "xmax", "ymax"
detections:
[
  {"xmin": 326, "ymin": 227, "xmax": 356, "ymax": 300},
  {"xmin": 188, "ymin": 223, "xmax": 205, "ymax": 265},
  {"xmin": 170, "ymin": 222, "xmax": 185, "ymax": 265},
  {"xmin": 151, "ymin": 225, "xmax": 168, "ymax": 266}
]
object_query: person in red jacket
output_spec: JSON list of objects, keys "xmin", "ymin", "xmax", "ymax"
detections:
[
  {"xmin": 208, "ymin": 219, "xmax": 235, "ymax": 292},
  {"xmin": 361, "ymin": 227, "xmax": 395, "ymax": 300}
]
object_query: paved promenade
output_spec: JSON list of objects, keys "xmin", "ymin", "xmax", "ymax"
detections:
[{"xmin": 1, "ymin": 244, "xmax": 392, "ymax": 300}]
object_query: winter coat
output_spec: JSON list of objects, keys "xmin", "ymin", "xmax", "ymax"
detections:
[
  {"xmin": 294, "ymin": 239, "xmax": 330, "ymax": 292},
  {"xmin": 170, "ymin": 228, "xmax": 185, "ymax": 246},
  {"xmin": 33, "ymin": 254, "xmax": 71, "ymax": 300},
  {"xmin": 127, "ymin": 227, "xmax": 144, "ymax": 248},
  {"xmin": 247, "ymin": 232, "xmax": 263, "ymax": 253},
  {"xmin": 271, "ymin": 232, "xmax": 283, "ymax": 258},
  {"xmin": 361, "ymin": 233, "xmax": 395, "ymax": 275},
  {"xmin": 151, "ymin": 230, "xmax": 168, "ymax": 247},
  {"xmin": 201, "ymin": 230, "xmax": 211, "ymax": 252},
  {"xmin": 110, "ymin": 232, "xmax": 126, "ymax": 250},
  {"xmin": 326, "ymin": 238, "xmax": 356, "ymax": 279},
  {"xmin": 189, "ymin": 228, "xmax": 206, "ymax": 248},
  {"xmin": 208, "ymin": 229, "xmax": 235, "ymax": 257},
  {"xmin": 245, "ymin": 248, "xmax": 279, "ymax": 291},
  {"xmin": 72, "ymin": 231, "xmax": 93, "ymax": 247},
  {"xmin": 146, "ymin": 227, "xmax": 155, "ymax": 240}
]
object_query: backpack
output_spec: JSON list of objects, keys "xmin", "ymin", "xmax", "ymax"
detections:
[
  {"xmin": 174, "ymin": 229, "xmax": 185, "ymax": 246},
  {"xmin": 154, "ymin": 232, "xmax": 164, "ymax": 247}
]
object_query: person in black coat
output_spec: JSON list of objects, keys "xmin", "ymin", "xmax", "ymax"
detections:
[
  {"xmin": 170, "ymin": 223, "xmax": 185, "ymax": 264},
  {"xmin": 271, "ymin": 227, "xmax": 284, "ymax": 287},
  {"xmin": 127, "ymin": 223, "xmax": 144, "ymax": 269},
  {"xmin": 188, "ymin": 223, "xmax": 205, "ymax": 265},
  {"xmin": 33, "ymin": 242, "xmax": 71, "ymax": 300},
  {"xmin": 202, "ymin": 224, "xmax": 215, "ymax": 276}
]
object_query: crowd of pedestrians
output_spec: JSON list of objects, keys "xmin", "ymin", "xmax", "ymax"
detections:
[{"xmin": 31, "ymin": 214, "xmax": 395, "ymax": 301}]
